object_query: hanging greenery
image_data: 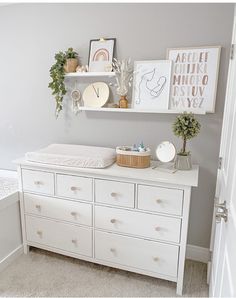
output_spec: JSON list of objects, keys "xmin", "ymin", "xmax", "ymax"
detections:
[
  {"xmin": 172, "ymin": 112, "xmax": 201, "ymax": 156},
  {"xmin": 48, "ymin": 48, "xmax": 78, "ymax": 118}
]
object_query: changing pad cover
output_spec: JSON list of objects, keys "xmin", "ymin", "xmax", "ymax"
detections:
[{"xmin": 25, "ymin": 144, "xmax": 116, "ymax": 168}]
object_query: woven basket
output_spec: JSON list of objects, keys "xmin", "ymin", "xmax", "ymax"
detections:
[
  {"xmin": 64, "ymin": 58, "xmax": 78, "ymax": 73},
  {"xmin": 116, "ymin": 147, "xmax": 151, "ymax": 168}
]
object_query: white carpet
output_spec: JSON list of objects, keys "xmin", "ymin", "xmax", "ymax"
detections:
[{"xmin": 0, "ymin": 248, "xmax": 208, "ymax": 297}]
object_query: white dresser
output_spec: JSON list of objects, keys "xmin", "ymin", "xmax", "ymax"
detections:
[{"xmin": 15, "ymin": 159, "xmax": 199, "ymax": 295}]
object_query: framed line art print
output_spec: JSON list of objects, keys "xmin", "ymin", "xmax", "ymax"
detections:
[
  {"xmin": 88, "ymin": 38, "xmax": 116, "ymax": 72},
  {"xmin": 167, "ymin": 46, "xmax": 221, "ymax": 112},
  {"xmin": 132, "ymin": 60, "xmax": 172, "ymax": 110}
]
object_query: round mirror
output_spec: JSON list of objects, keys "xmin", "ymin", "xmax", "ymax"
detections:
[{"xmin": 156, "ymin": 141, "xmax": 176, "ymax": 163}]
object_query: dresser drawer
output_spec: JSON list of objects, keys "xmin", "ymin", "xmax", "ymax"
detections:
[
  {"xmin": 95, "ymin": 231, "xmax": 179, "ymax": 277},
  {"xmin": 24, "ymin": 193, "xmax": 92, "ymax": 226},
  {"xmin": 138, "ymin": 185, "xmax": 183, "ymax": 216},
  {"xmin": 22, "ymin": 169, "xmax": 54, "ymax": 195},
  {"xmin": 56, "ymin": 174, "xmax": 93, "ymax": 202},
  {"xmin": 95, "ymin": 179, "xmax": 135, "ymax": 208},
  {"xmin": 25, "ymin": 215, "xmax": 92, "ymax": 257},
  {"xmin": 95, "ymin": 205, "xmax": 181, "ymax": 243}
]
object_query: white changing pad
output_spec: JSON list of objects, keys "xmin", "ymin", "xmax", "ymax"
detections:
[{"xmin": 25, "ymin": 144, "xmax": 116, "ymax": 169}]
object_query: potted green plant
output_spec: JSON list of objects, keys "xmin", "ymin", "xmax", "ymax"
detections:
[
  {"xmin": 48, "ymin": 48, "xmax": 78, "ymax": 117},
  {"xmin": 172, "ymin": 112, "xmax": 201, "ymax": 170},
  {"xmin": 64, "ymin": 47, "xmax": 78, "ymax": 73}
]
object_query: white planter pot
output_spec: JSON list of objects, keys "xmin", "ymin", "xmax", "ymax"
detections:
[{"xmin": 174, "ymin": 154, "xmax": 192, "ymax": 171}]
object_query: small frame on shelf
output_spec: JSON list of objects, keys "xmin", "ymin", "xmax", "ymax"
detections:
[{"xmin": 88, "ymin": 38, "xmax": 116, "ymax": 72}]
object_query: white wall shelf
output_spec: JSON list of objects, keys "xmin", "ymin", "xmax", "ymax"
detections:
[
  {"xmin": 65, "ymin": 72, "xmax": 115, "ymax": 78},
  {"xmin": 79, "ymin": 107, "xmax": 206, "ymax": 114},
  {"xmin": 64, "ymin": 73, "xmax": 206, "ymax": 115}
]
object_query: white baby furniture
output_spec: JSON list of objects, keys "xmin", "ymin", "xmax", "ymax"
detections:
[
  {"xmin": 0, "ymin": 172, "xmax": 22, "ymax": 272},
  {"xmin": 15, "ymin": 159, "xmax": 199, "ymax": 295}
]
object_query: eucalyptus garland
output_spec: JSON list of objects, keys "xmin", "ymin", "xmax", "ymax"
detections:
[{"xmin": 173, "ymin": 112, "xmax": 201, "ymax": 155}]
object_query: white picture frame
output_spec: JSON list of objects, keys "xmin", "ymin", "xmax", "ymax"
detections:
[
  {"xmin": 88, "ymin": 38, "xmax": 116, "ymax": 72},
  {"xmin": 167, "ymin": 46, "xmax": 221, "ymax": 113},
  {"xmin": 132, "ymin": 60, "xmax": 172, "ymax": 110}
]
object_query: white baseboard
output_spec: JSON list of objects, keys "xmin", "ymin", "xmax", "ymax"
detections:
[
  {"xmin": 186, "ymin": 244, "xmax": 210, "ymax": 263},
  {"xmin": 0, "ymin": 245, "xmax": 23, "ymax": 272},
  {"xmin": 207, "ymin": 261, "xmax": 211, "ymax": 284}
]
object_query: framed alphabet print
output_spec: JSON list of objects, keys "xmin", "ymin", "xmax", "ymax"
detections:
[
  {"xmin": 167, "ymin": 46, "xmax": 221, "ymax": 112},
  {"xmin": 132, "ymin": 60, "xmax": 172, "ymax": 110},
  {"xmin": 88, "ymin": 38, "xmax": 116, "ymax": 72}
]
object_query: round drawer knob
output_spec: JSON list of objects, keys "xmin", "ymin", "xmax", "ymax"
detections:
[
  {"xmin": 71, "ymin": 211, "xmax": 77, "ymax": 216},
  {"xmin": 110, "ymin": 192, "xmax": 117, "ymax": 197},
  {"xmin": 110, "ymin": 248, "xmax": 116, "ymax": 253},
  {"xmin": 35, "ymin": 204, "xmax": 41, "ymax": 211},
  {"xmin": 110, "ymin": 219, "xmax": 116, "ymax": 224},
  {"xmin": 34, "ymin": 181, "xmax": 42, "ymax": 185},
  {"xmin": 71, "ymin": 186, "xmax": 80, "ymax": 191},
  {"xmin": 155, "ymin": 227, "xmax": 161, "ymax": 231},
  {"xmin": 36, "ymin": 230, "xmax": 42, "ymax": 236},
  {"xmin": 153, "ymin": 257, "xmax": 159, "ymax": 262},
  {"xmin": 156, "ymin": 199, "xmax": 162, "ymax": 204},
  {"xmin": 71, "ymin": 239, "xmax": 77, "ymax": 244}
]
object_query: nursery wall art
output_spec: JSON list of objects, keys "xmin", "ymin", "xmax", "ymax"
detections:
[
  {"xmin": 88, "ymin": 38, "xmax": 116, "ymax": 72},
  {"xmin": 132, "ymin": 60, "xmax": 172, "ymax": 110},
  {"xmin": 167, "ymin": 46, "xmax": 221, "ymax": 112}
]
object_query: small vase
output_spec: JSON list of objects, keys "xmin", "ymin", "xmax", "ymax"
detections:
[
  {"xmin": 64, "ymin": 58, "xmax": 78, "ymax": 73},
  {"xmin": 119, "ymin": 96, "xmax": 128, "ymax": 108},
  {"xmin": 174, "ymin": 154, "xmax": 192, "ymax": 170}
]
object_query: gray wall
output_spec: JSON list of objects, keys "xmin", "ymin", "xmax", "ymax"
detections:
[{"xmin": 0, "ymin": 3, "xmax": 234, "ymax": 248}]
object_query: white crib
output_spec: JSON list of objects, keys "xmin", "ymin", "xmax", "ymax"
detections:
[{"xmin": 0, "ymin": 170, "xmax": 22, "ymax": 272}]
